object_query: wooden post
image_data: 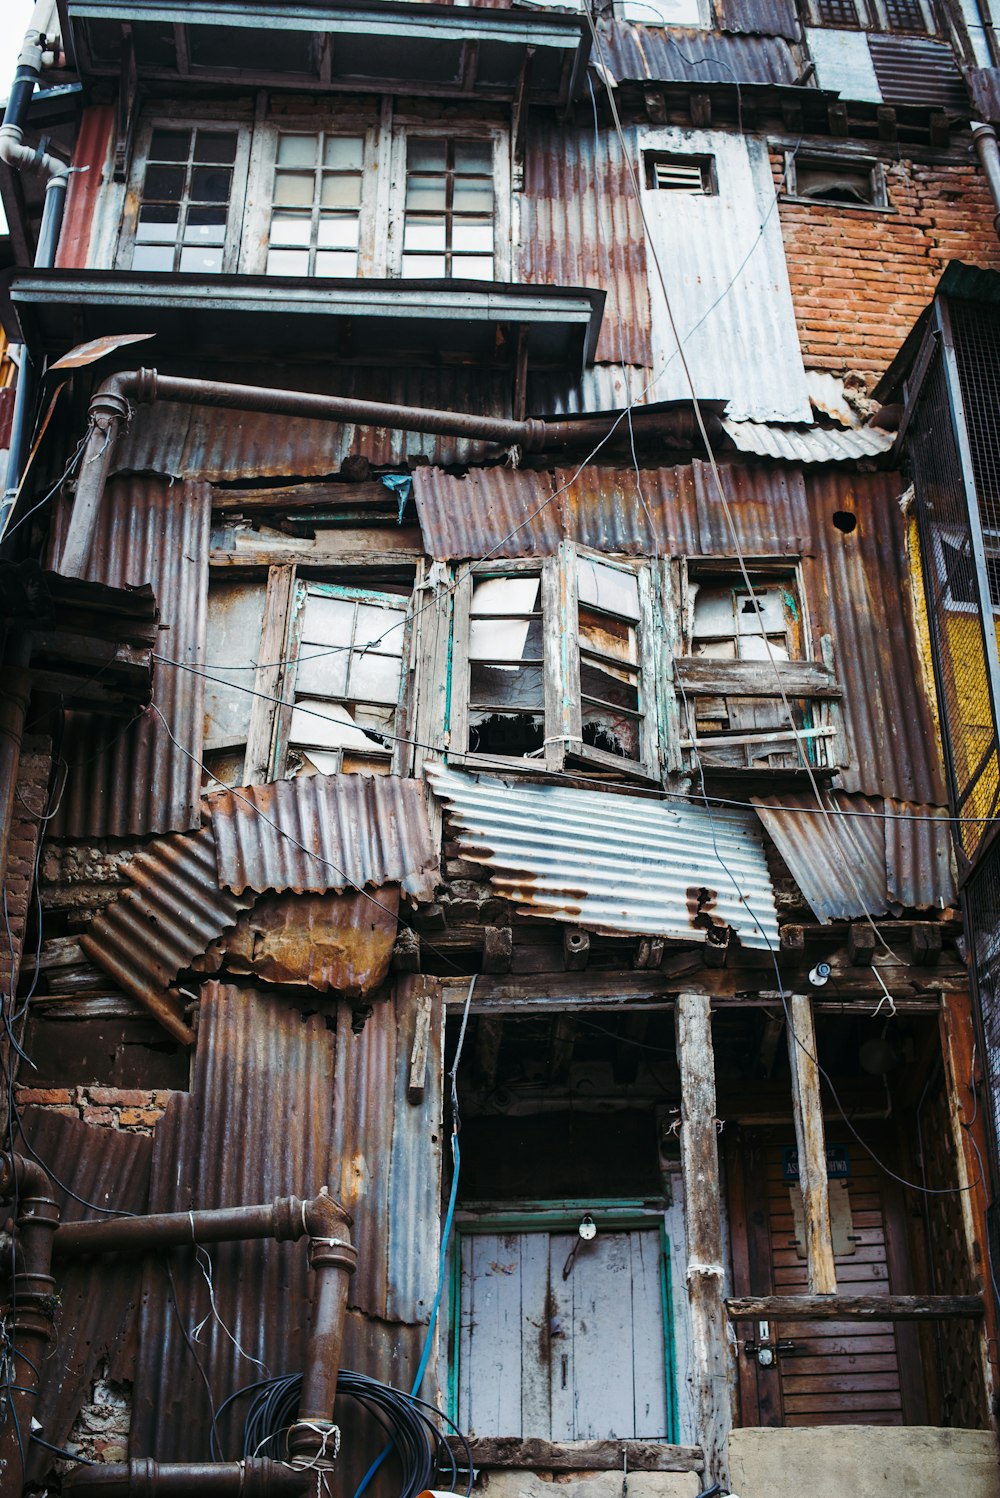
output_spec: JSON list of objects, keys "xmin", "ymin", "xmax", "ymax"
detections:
[
  {"xmin": 787, "ymin": 994, "xmax": 837, "ymax": 1295},
  {"xmin": 676, "ymin": 992, "xmax": 731, "ymax": 1489}
]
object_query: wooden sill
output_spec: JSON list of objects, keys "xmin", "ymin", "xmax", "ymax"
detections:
[{"xmin": 445, "ymin": 1438, "xmax": 705, "ymax": 1472}]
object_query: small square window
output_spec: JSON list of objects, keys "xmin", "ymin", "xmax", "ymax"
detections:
[
  {"xmin": 643, "ymin": 152, "xmax": 716, "ymax": 194},
  {"xmin": 784, "ymin": 153, "xmax": 888, "ymax": 209}
]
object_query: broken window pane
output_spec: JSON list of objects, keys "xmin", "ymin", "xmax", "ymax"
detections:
[{"xmin": 578, "ymin": 558, "xmax": 641, "ymax": 621}]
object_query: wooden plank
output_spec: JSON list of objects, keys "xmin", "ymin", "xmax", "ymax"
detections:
[
  {"xmin": 453, "ymin": 1438, "xmax": 704, "ymax": 1472},
  {"xmin": 676, "ymin": 992, "xmax": 730, "ymax": 1490},
  {"xmin": 629, "ymin": 1229, "xmax": 670, "ymax": 1438},
  {"xmin": 571, "ymin": 1231, "xmax": 635, "ymax": 1439},
  {"xmin": 673, "ymin": 657, "xmax": 841, "ymax": 700},
  {"xmin": 212, "ymin": 481, "xmax": 396, "ymax": 512},
  {"xmin": 463, "ymin": 1233, "xmax": 525, "ymax": 1436},
  {"xmin": 548, "ymin": 1231, "xmax": 576, "ymax": 1440},
  {"xmin": 210, "ymin": 547, "xmax": 421, "ymax": 569},
  {"xmin": 245, "ymin": 564, "xmax": 296, "ymax": 784},
  {"xmin": 520, "ymin": 1232, "xmax": 551, "ymax": 1440},
  {"xmin": 787, "ymin": 995, "xmax": 837, "ymax": 1295},
  {"xmin": 726, "ymin": 1295, "xmax": 983, "ymax": 1321}
]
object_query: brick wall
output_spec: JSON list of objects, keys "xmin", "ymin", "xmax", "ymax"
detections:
[
  {"xmin": 15, "ymin": 1086, "xmax": 170, "ymax": 1133},
  {"xmin": 775, "ymin": 153, "xmax": 1000, "ymax": 386}
]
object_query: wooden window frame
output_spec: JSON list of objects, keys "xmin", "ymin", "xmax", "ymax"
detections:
[
  {"xmin": 387, "ymin": 123, "xmax": 512, "ymax": 282},
  {"xmin": 448, "ymin": 545, "xmax": 659, "ymax": 782},
  {"xmin": 804, "ymin": 0, "xmax": 938, "ymax": 33},
  {"xmin": 781, "ymin": 151, "xmax": 891, "ymax": 212}
]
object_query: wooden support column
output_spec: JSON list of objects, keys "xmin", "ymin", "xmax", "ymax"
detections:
[
  {"xmin": 787, "ymin": 994, "xmax": 837, "ymax": 1295},
  {"xmin": 676, "ymin": 992, "xmax": 730, "ymax": 1490}
]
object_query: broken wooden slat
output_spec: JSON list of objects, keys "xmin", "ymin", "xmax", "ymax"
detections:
[
  {"xmin": 787, "ymin": 994, "xmax": 837, "ymax": 1295},
  {"xmin": 673, "ymin": 657, "xmax": 841, "ymax": 700},
  {"xmin": 245, "ymin": 564, "xmax": 297, "ymax": 785},
  {"xmin": 725, "ymin": 1294, "xmax": 983, "ymax": 1321},
  {"xmin": 676, "ymin": 991, "xmax": 731, "ymax": 1490},
  {"xmin": 448, "ymin": 1438, "xmax": 704, "ymax": 1472}
]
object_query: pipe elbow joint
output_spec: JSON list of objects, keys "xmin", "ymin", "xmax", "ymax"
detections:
[
  {"xmin": 303, "ymin": 1189, "xmax": 353, "ymax": 1241},
  {"xmin": 0, "ymin": 1152, "xmax": 53, "ymax": 1203}
]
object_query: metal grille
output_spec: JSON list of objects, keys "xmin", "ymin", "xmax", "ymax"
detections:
[
  {"xmin": 964, "ymin": 846, "xmax": 1000, "ymax": 1289},
  {"xmin": 814, "ymin": 0, "xmax": 862, "ymax": 24},
  {"xmin": 909, "ymin": 346, "xmax": 1000, "ymax": 863},
  {"xmin": 883, "ymin": 0, "xmax": 929, "ymax": 30},
  {"xmin": 950, "ymin": 300, "xmax": 1000, "ymax": 534}
]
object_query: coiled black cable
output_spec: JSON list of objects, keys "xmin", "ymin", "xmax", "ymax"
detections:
[{"xmin": 215, "ymin": 1371, "xmax": 473, "ymax": 1498}]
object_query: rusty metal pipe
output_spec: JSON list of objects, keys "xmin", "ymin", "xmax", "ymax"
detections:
[
  {"xmin": 288, "ymin": 1196, "xmax": 357, "ymax": 1466},
  {"xmin": 56, "ymin": 367, "xmax": 707, "ymax": 576},
  {"xmin": 66, "ymin": 1459, "xmax": 314, "ymax": 1498},
  {"xmin": 53, "ymin": 1194, "xmax": 335, "ymax": 1258}
]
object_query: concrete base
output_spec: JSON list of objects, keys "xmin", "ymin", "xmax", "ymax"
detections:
[
  {"xmin": 477, "ymin": 1470, "xmax": 702, "ymax": 1498},
  {"xmin": 728, "ymin": 1426, "xmax": 1000, "ymax": 1498}
]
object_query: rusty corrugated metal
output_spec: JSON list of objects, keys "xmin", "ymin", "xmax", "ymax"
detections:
[
  {"xmin": 47, "ymin": 477, "xmax": 210, "ymax": 838},
  {"xmin": 24, "ymin": 1107, "xmax": 152, "ymax": 1483},
  {"xmin": 55, "ymin": 104, "xmax": 112, "ymax": 270},
  {"xmin": 967, "ymin": 66, "xmax": 1000, "ymax": 123},
  {"xmin": 520, "ymin": 122, "xmax": 652, "ymax": 367},
  {"xmin": 753, "ymin": 792, "xmax": 954, "ymax": 921},
  {"xmin": 527, "ymin": 362, "xmax": 652, "ymax": 417},
  {"xmin": 209, "ymin": 888, "xmax": 399, "ymax": 993},
  {"xmin": 110, "ymin": 368, "xmax": 513, "ymax": 480},
  {"xmin": 715, "ymin": 0, "xmax": 799, "ymax": 41},
  {"xmin": 596, "ymin": 18, "xmax": 798, "ymax": 85},
  {"xmin": 80, "ymin": 828, "xmax": 255, "ymax": 1040},
  {"xmin": 207, "ymin": 774, "xmax": 439, "ymax": 900},
  {"xmin": 868, "ymin": 35, "xmax": 969, "ymax": 112}
]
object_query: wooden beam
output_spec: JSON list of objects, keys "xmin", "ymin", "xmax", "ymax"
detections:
[
  {"xmin": 449, "ymin": 1438, "xmax": 704, "ymax": 1473},
  {"xmin": 673, "ymin": 657, "xmax": 840, "ymax": 700},
  {"xmin": 787, "ymin": 994, "xmax": 837, "ymax": 1295},
  {"xmin": 676, "ymin": 992, "xmax": 731, "ymax": 1490},
  {"xmin": 212, "ymin": 481, "xmax": 398, "ymax": 513},
  {"xmin": 245, "ymin": 564, "xmax": 296, "ymax": 785},
  {"xmin": 726, "ymin": 1294, "xmax": 983, "ymax": 1321}
]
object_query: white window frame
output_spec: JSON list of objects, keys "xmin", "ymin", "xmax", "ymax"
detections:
[
  {"xmin": 386, "ymin": 123, "xmax": 511, "ymax": 281},
  {"xmin": 448, "ymin": 544, "xmax": 658, "ymax": 781},
  {"xmin": 931, "ymin": 526, "xmax": 1000, "ymax": 616}
]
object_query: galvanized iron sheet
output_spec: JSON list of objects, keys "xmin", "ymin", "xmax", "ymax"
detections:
[
  {"xmin": 595, "ymin": 18, "xmax": 798, "ymax": 84},
  {"xmin": 527, "ymin": 362, "xmax": 652, "ymax": 417},
  {"xmin": 753, "ymin": 793, "xmax": 954, "ymax": 921},
  {"xmin": 426, "ymin": 763, "xmax": 780, "ymax": 950},
  {"xmin": 715, "ymin": 0, "xmax": 799, "ymax": 41},
  {"xmin": 868, "ymin": 34, "xmax": 969, "ymax": 112},
  {"xmin": 722, "ymin": 418, "xmax": 895, "ymax": 462},
  {"xmin": 520, "ymin": 121, "xmax": 651, "ymax": 366},
  {"xmin": 967, "ymin": 66, "xmax": 1000, "ymax": 124},
  {"xmin": 207, "ymin": 774, "xmax": 439, "ymax": 900},
  {"xmin": 24, "ymin": 1107, "xmax": 152, "ymax": 1483},
  {"xmin": 47, "ymin": 476, "xmax": 210, "ymax": 838},
  {"xmin": 55, "ymin": 104, "xmax": 113, "ymax": 270},
  {"xmin": 80, "ymin": 828, "xmax": 254, "ymax": 1039},
  {"xmin": 110, "ymin": 368, "xmax": 513, "ymax": 480}
]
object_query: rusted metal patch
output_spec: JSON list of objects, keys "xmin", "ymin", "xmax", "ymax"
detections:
[
  {"xmin": 207, "ymin": 774, "xmax": 438, "ymax": 900},
  {"xmin": 205, "ymin": 888, "xmax": 399, "ymax": 994},
  {"xmin": 80, "ymin": 827, "xmax": 254, "ymax": 1045},
  {"xmin": 596, "ymin": 18, "xmax": 798, "ymax": 85}
]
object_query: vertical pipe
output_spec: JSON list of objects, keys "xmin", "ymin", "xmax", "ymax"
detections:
[
  {"xmin": 973, "ymin": 123, "xmax": 1000, "ymax": 237},
  {"xmin": 0, "ymin": 1156, "xmax": 59, "ymax": 1498},
  {"xmin": 287, "ymin": 1195, "xmax": 357, "ymax": 1466}
]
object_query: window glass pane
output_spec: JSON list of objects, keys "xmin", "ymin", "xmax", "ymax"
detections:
[
  {"xmin": 132, "ymin": 243, "xmax": 176, "ymax": 272},
  {"xmin": 320, "ymin": 173, "xmax": 362, "ymax": 209},
  {"xmin": 179, "ymin": 244, "xmax": 224, "ymax": 272},
  {"xmin": 403, "ymin": 216, "xmax": 447, "ymax": 252},
  {"xmin": 274, "ymin": 171, "xmax": 316, "ymax": 207},
  {"xmin": 266, "ymin": 246, "xmax": 310, "ymax": 275},
  {"xmin": 317, "ymin": 215, "xmax": 360, "ymax": 249},
  {"xmin": 190, "ymin": 164, "xmax": 232, "ymax": 202},
  {"xmin": 324, "ymin": 135, "xmax": 364, "ymax": 170},
  {"xmin": 302, "ymin": 594, "xmax": 356, "ymax": 643},
  {"xmin": 295, "ymin": 644, "xmax": 350, "ymax": 698},
  {"xmin": 401, "ymin": 253, "xmax": 445, "ymax": 277},
  {"xmin": 471, "ymin": 577, "xmax": 541, "ymax": 615},
  {"xmin": 350, "ymin": 650, "xmax": 403, "ymax": 703},
  {"xmin": 453, "ymin": 256, "xmax": 493, "ymax": 278},
  {"xmin": 735, "ymin": 588, "xmax": 785, "ymax": 634},
  {"xmin": 452, "ymin": 218, "xmax": 493, "ymax": 253},
  {"xmin": 454, "ymin": 140, "xmax": 493, "ymax": 173},
  {"xmin": 581, "ymin": 700, "xmax": 640, "ymax": 759},
  {"xmin": 195, "ymin": 131, "xmax": 237, "ymax": 164},
  {"xmin": 315, "ymin": 250, "xmax": 358, "ymax": 276},
  {"xmin": 580, "ymin": 608, "xmax": 638, "ymax": 666},
  {"xmin": 407, "ymin": 138, "xmax": 447, "ymax": 171},
  {"xmin": 453, "ymin": 179, "xmax": 493, "ymax": 212},
  {"xmin": 581, "ymin": 659, "xmax": 639, "ymax": 712},
  {"xmin": 737, "ymin": 636, "xmax": 789, "ymax": 662},
  {"xmin": 278, "ymin": 133, "xmax": 319, "ymax": 166},
  {"xmin": 185, "ymin": 205, "xmax": 227, "ymax": 243},
  {"xmin": 406, "ymin": 176, "xmax": 448, "ymax": 211},
  {"xmin": 290, "ymin": 699, "xmax": 378, "ymax": 750},
  {"xmin": 136, "ymin": 204, "xmax": 180, "ymax": 242},
  {"xmin": 149, "ymin": 129, "xmax": 190, "ymax": 162},
  {"xmin": 578, "ymin": 558, "xmax": 640, "ymax": 620},
  {"xmin": 470, "ymin": 615, "xmax": 543, "ymax": 662},
  {"xmin": 355, "ymin": 603, "xmax": 406, "ymax": 649},
  {"xmin": 691, "ymin": 586, "xmax": 735, "ymax": 637},
  {"xmin": 470, "ymin": 663, "xmax": 544, "ymax": 708},
  {"xmin": 143, "ymin": 163, "xmax": 186, "ymax": 200},
  {"xmin": 693, "ymin": 638, "xmax": 737, "ymax": 659},
  {"xmin": 270, "ymin": 211, "xmax": 312, "ymax": 247}
]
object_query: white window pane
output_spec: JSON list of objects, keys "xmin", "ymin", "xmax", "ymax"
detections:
[
  {"xmin": 355, "ymin": 603, "xmax": 406, "ymax": 650},
  {"xmin": 324, "ymin": 135, "xmax": 364, "ymax": 170},
  {"xmin": 315, "ymin": 250, "xmax": 358, "ymax": 277},
  {"xmin": 407, "ymin": 139, "xmax": 446, "ymax": 171},
  {"xmin": 578, "ymin": 557, "xmax": 640, "ymax": 621},
  {"xmin": 401, "ymin": 253, "xmax": 445, "ymax": 277},
  {"xmin": 302, "ymin": 593, "xmax": 356, "ymax": 644},
  {"xmin": 454, "ymin": 140, "xmax": 493, "ymax": 173},
  {"xmin": 736, "ymin": 588, "xmax": 786, "ymax": 634},
  {"xmin": 453, "ymin": 179, "xmax": 493, "ymax": 212},
  {"xmin": 290, "ymin": 698, "xmax": 375, "ymax": 749},
  {"xmin": 183, "ymin": 217, "xmax": 226, "ymax": 246},
  {"xmin": 179, "ymin": 244, "xmax": 223, "ymax": 272},
  {"xmin": 738, "ymin": 636, "xmax": 789, "ymax": 661},
  {"xmin": 295, "ymin": 641, "xmax": 350, "ymax": 697},
  {"xmin": 406, "ymin": 176, "xmax": 447, "ymax": 211},
  {"xmin": 350, "ymin": 650, "xmax": 403, "ymax": 703},
  {"xmin": 132, "ymin": 243, "xmax": 176, "ymax": 271},
  {"xmin": 277, "ymin": 133, "xmax": 319, "ymax": 166},
  {"xmin": 471, "ymin": 576, "xmax": 540, "ymax": 616},
  {"xmin": 317, "ymin": 214, "xmax": 360, "ymax": 249},
  {"xmin": 471, "ymin": 616, "xmax": 546, "ymax": 663},
  {"xmin": 691, "ymin": 587, "xmax": 735, "ymax": 637},
  {"xmin": 452, "ymin": 218, "xmax": 493, "ymax": 253},
  {"xmin": 274, "ymin": 171, "xmax": 316, "ymax": 207},
  {"xmin": 452, "ymin": 255, "xmax": 494, "ymax": 279},
  {"xmin": 321, "ymin": 173, "xmax": 362, "ymax": 209},
  {"xmin": 403, "ymin": 215, "xmax": 446, "ymax": 252},
  {"xmin": 269, "ymin": 211, "xmax": 312, "ymax": 247},
  {"xmin": 266, "ymin": 246, "xmax": 310, "ymax": 275},
  {"xmin": 137, "ymin": 206, "xmax": 180, "ymax": 242}
]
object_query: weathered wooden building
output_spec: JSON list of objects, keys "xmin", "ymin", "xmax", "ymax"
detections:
[{"xmin": 0, "ymin": 0, "xmax": 999, "ymax": 1494}]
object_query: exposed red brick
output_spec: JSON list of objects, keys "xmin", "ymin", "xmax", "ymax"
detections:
[
  {"xmin": 86, "ymin": 1088, "xmax": 154, "ymax": 1107},
  {"xmin": 82, "ymin": 1107, "xmax": 116, "ymax": 1127},
  {"xmin": 118, "ymin": 1107, "xmax": 162, "ymax": 1128},
  {"xmin": 15, "ymin": 1087, "xmax": 72, "ymax": 1106}
]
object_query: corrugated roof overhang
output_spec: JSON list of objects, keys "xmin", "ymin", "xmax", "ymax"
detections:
[
  {"xmin": 2, "ymin": 270, "xmax": 604, "ymax": 373},
  {"xmin": 59, "ymin": 0, "xmax": 589, "ymax": 105}
]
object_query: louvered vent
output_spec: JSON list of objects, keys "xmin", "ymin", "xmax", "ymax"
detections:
[{"xmin": 644, "ymin": 152, "xmax": 715, "ymax": 193}]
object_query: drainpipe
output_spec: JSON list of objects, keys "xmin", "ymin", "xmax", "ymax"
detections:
[
  {"xmin": 53, "ymin": 1194, "xmax": 339, "ymax": 1258},
  {"xmin": 0, "ymin": 1153, "xmax": 60, "ymax": 1497},
  {"xmin": 57, "ymin": 367, "xmax": 710, "ymax": 577},
  {"xmin": 288, "ymin": 1195, "xmax": 357, "ymax": 1468},
  {"xmin": 66, "ymin": 1460, "xmax": 314, "ymax": 1498},
  {"xmin": 1, "ymin": 1, "xmax": 72, "ymax": 523},
  {"xmin": 972, "ymin": 122, "xmax": 1000, "ymax": 237}
]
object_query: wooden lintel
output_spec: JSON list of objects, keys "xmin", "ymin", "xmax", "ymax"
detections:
[
  {"xmin": 847, "ymin": 923, "xmax": 876, "ymax": 967},
  {"xmin": 674, "ymin": 657, "xmax": 840, "ymax": 700},
  {"xmin": 210, "ymin": 547, "xmax": 421, "ymax": 569},
  {"xmin": 726, "ymin": 1294, "xmax": 983, "ymax": 1321},
  {"xmin": 563, "ymin": 928, "xmax": 590, "ymax": 971},
  {"xmin": 212, "ymin": 481, "xmax": 397, "ymax": 513},
  {"xmin": 788, "ymin": 994, "xmax": 837, "ymax": 1295},
  {"xmin": 449, "ymin": 1438, "xmax": 704, "ymax": 1473}
]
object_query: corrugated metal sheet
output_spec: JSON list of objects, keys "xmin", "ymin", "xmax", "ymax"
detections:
[
  {"xmin": 110, "ymin": 369, "xmax": 513, "ymax": 480},
  {"xmin": 967, "ymin": 65, "xmax": 1000, "ymax": 123},
  {"xmin": 636, "ymin": 125, "xmax": 812, "ymax": 423},
  {"xmin": 806, "ymin": 370, "xmax": 860, "ymax": 428},
  {"xmin": 80, "ymin": 828, "xmax": 254, "ymax": 1040},
  {"xmin": 55, "ymin": 104, "xmax": 112, "ymax": 270},
  {"xmin": 520, "ymin": 122, "xmax": 652, "ymax": 367},
  {"xmin": 868, "ymin": 35, "xmax": 969, "ymax": 112},
  {"xmin": 715, "ymin": 0, "xmax": 799, "ymax": 41},
  {"xmin": 48, "ymin": 477, "xmax": 210, "ymax": 838},
  {"xmin": 209, "ymin": 888, "xmax": 400, "ymax": 993},
  {"xmin": 426, "ymin": 763, "xmax": 780, "ymax": 949},
  {"xmin": 527, "ymin": 362, "xmax": 652, "ymax": 417},
  {"xmin": 24, "ymin": 1107, "xmax": 152, "ymax": 1483},
  {"xmin": 722, "ymin": 418, "xmax": 895, "ymax": 461},
  {"xmin": 753, "ymin": 792, "xmax": 954, "ymax": 921},
  {"xmin": 596, "ymin": 17, "xmax": 798, "ymax": 84},
  {"xmin": 207, "ymin": 774, "xmax": 439, "ymax": 900}
]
